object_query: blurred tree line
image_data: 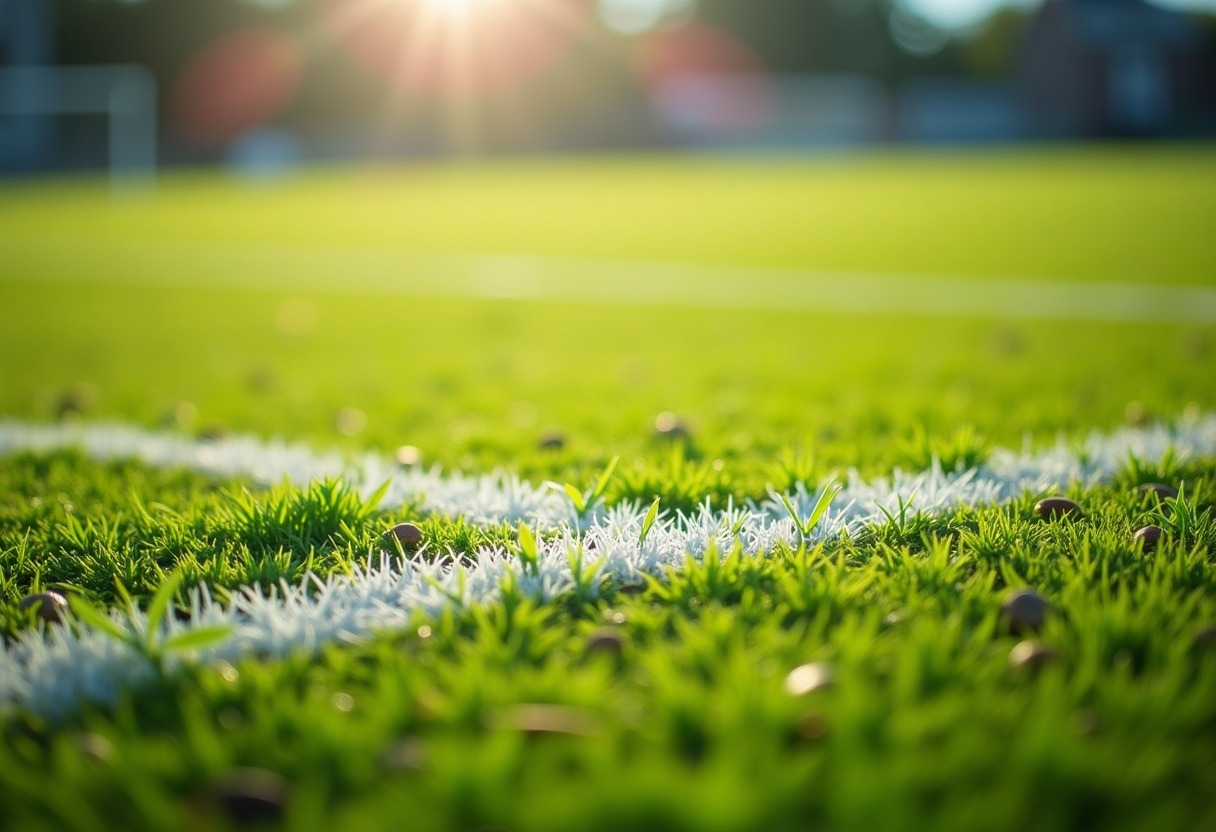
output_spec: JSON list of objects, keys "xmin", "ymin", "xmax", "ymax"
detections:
[
  {"xmin": 52, "ymin": 0, "xmax": 1030, "ymax": 82},
  {"xmin": 30, "ymin": 0, "xmax": 1216, "ymax": 155}
]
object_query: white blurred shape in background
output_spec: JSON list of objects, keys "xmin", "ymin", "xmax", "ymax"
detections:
[
  {"xmin": 225, "ymin": 127, "xmax": 303, "ymax": 182},
  {"xmin": 598, "ymin": 0, "xmax": 694, "ymax": 34}
]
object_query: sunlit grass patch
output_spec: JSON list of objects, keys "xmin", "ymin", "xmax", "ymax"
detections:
[
  {"xmin": 2, "ymin": 447, "xmax": 1214, "ymax": 830},
  {"xmin": 2, "ymin": 148, "xmax": 1216, "ymax": 830}
]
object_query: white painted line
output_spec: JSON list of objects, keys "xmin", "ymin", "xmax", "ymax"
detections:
[
  {"xmin": 2, "ymin": 413, "xmax": 1216, "ymax": 719},
  {"xmin": 3, "ymin": 236, "xmax": 1214, "ymax": 322},
  {"xmin": 4, "ymin": 416, "xmax": 1215, "ymax": 530}
]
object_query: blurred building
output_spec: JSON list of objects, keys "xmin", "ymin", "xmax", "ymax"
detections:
[
  {"xmin": 652, "ymin": 73, "xmax": 890, "ymax": 148},
  {"xmin": 0, "ymin": 0, "xmax": 54, "ymax": 171},
  {"xmin": 896, "ymin": 78, "xmax": 1023, "ymax": 142},
  {"xmin": 3, "ymin": 0, "xmax": 1216, "ymax": 175},
  {"xmin": 1020, "ymin": 0, "xmax": 1214, "ymax": 136}
]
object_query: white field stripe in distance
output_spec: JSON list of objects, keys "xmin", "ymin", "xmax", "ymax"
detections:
[
  {"xmin": 3, "ymin": 236, "xmax": 1216, "ymax": 323},
  {"xmin": 2, "ymin": 414, "xmax": 1216, "ymax": 719}
]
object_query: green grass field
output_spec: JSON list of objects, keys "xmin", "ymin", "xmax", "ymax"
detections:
[{"xmin": 2, "ymin": 146, "xmax": 1216, "ymax": 831}]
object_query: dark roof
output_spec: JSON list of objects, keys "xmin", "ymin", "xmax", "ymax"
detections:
[{"xmin": 1062, "ymin": 0, "xmax": 1199, "ymax": 51}]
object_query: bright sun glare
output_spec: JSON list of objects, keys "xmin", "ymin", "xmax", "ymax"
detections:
[{"xmin": 423, "ymin": 0, "xmax": 494, "ymax": 11}]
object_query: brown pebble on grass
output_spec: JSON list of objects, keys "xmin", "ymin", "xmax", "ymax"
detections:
[
  {"xmin": 584, "ymin": 629, "xmax": 625, "ymax": 660},
  {"xmin": 198, "ymin": 423, "xmax": 228, "ymax": 442},
  {"xmin": 1009, "ymin": 641, "xmax": 1059, "ymax": 671},
  {"xmin": 56, "ymin": 384, "xmax": 95, "ymax": 421},
  {"xmin": 485, "ymin": 704, "xmax": 601, "ymax": 737},
  {"xmin": 74, "ymin": 733, "xmax": 114, "ymax": 764},
  {"xmin": 538, "ymin": 431, "xmax": 566, "ymax": 451},
  {"xmin": 1034, "ymin": 497, "xmax": 1081, "ymax": 520},
  {"xmin": 1192, "ymin": 624, "xmax": 1216, "ymax": 651},
  {"xmin": 653, "ymin": 412, "xmax": 690, "ymax": 441},
  {"xmin": 1000, "ymin": 589, "xmax": 1050, "ymax": 635},
  {"xmin": 387, "ymin": 523, "xmax": 423, "ymax": 549},
  {"xmin": 795, "ymin": 713, "xmax": 830, "ymax": 741},
  {"xmin": 395, "ymin": 445, "xmax": 423, "ymax": 466},
  {"xmin": 208, "ymin": 768, "xmax": 290, "ymax": 824},
  {"xmin": 1133, "ymin": 525, "xmax": 1163, "ymax": 551},
  {"xmin": 1137, "ymin": 483, "xmax": 1178, "ymax": 501},
  {"xmin": 379, "ymin": 737, "xmax": 428, "ymax": 772},
  {"xmin": 18, "ymin": 592, "xmax": 68, "ymax": 625},
  {"xmin": 1072, "ymin": 709, "xmax": 1103, "ymax": 737}
]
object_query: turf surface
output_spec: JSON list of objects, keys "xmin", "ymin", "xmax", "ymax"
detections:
[
  {"xmin": 2, "ymin": 146, "xmax": 1216, "ymax": 831},
  {"xmin": 3, "ymin": 449, "xmax": 1215, "ymax": 832},
  {"xmin": 3, "ymin": 146, "xmax": 1215, "ymax": 283}
]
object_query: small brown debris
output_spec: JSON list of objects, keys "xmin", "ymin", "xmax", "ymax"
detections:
[
  {"xmin": 246, "ymin": 365, "xmax": 275, "ymax": 393},
  {"xmin": 1137, "ymin": 483, "xmax": 1178, "ymax": 501},
  {"xmin": 1009, "ymin": 641, "xmax": 1059, "ymax": 671},
  {"xmin": 163, "ymin": 401, "xmax": 198, "ymax": 430},
  {"xmin": 1192, "ymin": 624, "xmax": 1216, "ymax": 651},
  {"xmin": 653, "ymin": 412, "xmax": 690, "ymax": 441},
  {"xmin": 74, "ymin": 733, "xmax": 113, "ymax": 763},
  {"xmin": 198, "ymin": 423, "xmax": 228, "ymax": 442},
  {"xmin": 1132, "ymin": 525, "xmax": 1163, "ymax": 551},
  {"xmin": 1072, "ymin": 709, "xmax": 1103, "ymax": 737},
  {"xmin": 380, "ymin": 737, "xmax": 428, "ymax": 772},
  {"xmin": 784, "ymin": 662, "xmax": 835, "ymax": 696},
  {"xmin": 795, "ymin": 713, "xmax": 830, "ymax": 741},
  {"xmin": 538, "ymin": 431, "xmax": 566, "ymax": 451},
  {"xmin": 1034, "ymin": 497, "xmax": 1081, "ymax": 520},
  {"xmin": 19, "ymin": 592, "xmax": 68, "ymax": 625},
  {"xmin": 56, "ymin": 384, "xmax": 95, "ymax": 421},
  {"xmin": 1000, "ymin": 589, "xmax": 1050, "ymax": 635},
  {"xmin": 208, "ymin": 767, "xmax": 290, "ymax": 824},
  {"xmin": 395, "ymin": 445, "xmax": 423, "ymax": 466},
  {"xmin": 584, "ymin": 629, "xmax": 625, "ymax": 660},
  {"xmin": 387, "ymin": 523, "xmax": 423, "ymax": 549},
  {"xmin": 485, "ymin": 704, "xmax": 600, "ymax": 737}
]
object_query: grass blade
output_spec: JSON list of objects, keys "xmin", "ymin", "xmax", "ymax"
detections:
[
  {"xmin": 804, "ymin": 479, "xmax": 842, "ymax": 536},
  {"xmin": 639, "ymin": 497, "xmax": 661, "ymax": 546},
  {"xmin": 68, "ymin": 596, "xmax": 130, "ymax": 645},
  {"xmin": 365, "ymin": 478, "xmax": 393, "ymax": 511},
  {"xmin": 145, "ymin": 570, "xmax": 184, "ymax": 635},
  {"xmin": 563, "ymin": 483, "xmax": 586, "ymax": 514},
  {"xmin": 590, "ymin": 455, "xmax": 621, "ymax": 505},
  {"xmin": 517, "ymin": 521, "xmax": 538, "ymax": 572},
  {"xmin": 162, "ymin": 625, "xmax": 233, "ymax": 653}
]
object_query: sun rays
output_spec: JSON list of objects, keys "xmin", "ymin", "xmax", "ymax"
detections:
[{"xmin": 313, "ymin": 0, "xmax": 593, "ymax": 150}]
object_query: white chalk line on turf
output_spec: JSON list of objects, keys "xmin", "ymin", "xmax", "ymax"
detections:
[
  {"xmin": 2, "ymin": 414, "xmax": 1215, "ymax": 719},
  {"xmin": 4, "ymin": 236, "xmax": 1216, "ymax": 322}
]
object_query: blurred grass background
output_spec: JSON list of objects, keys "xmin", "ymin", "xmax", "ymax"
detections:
[{"xmin": 2, "ymin": 147, "xmax": 1214, "ymax": 489}]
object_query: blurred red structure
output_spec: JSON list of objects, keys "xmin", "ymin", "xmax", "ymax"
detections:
[
  {"xmin": 635, "ymin": 23, "xmax": 772, "ymax": 136},
  {"xmin": 171, "ymin": 27, "xmax": 303, "ymax": 145}
]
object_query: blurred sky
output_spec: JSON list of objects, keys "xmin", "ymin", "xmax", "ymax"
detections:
[{"xmin": 908, "ymin": 0, "xmax": 1216, "ymax": 28}]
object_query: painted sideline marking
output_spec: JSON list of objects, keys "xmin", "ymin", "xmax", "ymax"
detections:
[
  {"xmin": 4, "ymin": 236, "xmax": 1215, "ymax": 322},
  {"xmin": 4, "ymin": 416, "xmax": 1216, "ymax": 530},
  {"xmin": 3, "ymin": 414, "xmax": 1215, "ymax": 719}
]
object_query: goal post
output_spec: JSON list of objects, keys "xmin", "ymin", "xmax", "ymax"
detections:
[{"xmin": 0, "ymin": 64, "xmax": 157, "ymax": 193}]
